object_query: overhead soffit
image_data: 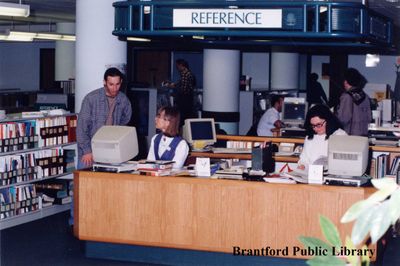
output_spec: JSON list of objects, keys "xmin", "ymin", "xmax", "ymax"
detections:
[{"xmin": 112, "ymin": 0, "xmax": 398, "ymax": 53}]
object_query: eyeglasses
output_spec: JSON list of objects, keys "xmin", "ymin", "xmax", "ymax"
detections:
[{"xmin": 311, "ymin": 120, "xmax": 326, "ymax": 129}]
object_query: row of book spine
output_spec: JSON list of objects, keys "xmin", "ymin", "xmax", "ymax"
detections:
[
  {"xmin": 35, "ymin": 115, "xmax": 77, "ymax": 147},
  {"xmin": 0, "ymin": 184, "xmax": 39, "ymax": 220},
  {"xmin": 226, "ymin": 140, "xmax": 261, "ymax": 149},
  {"xmin": 0, "ymin": 135, "xmax": 39, "ymax": 153},
  {"xmin": 0, "ymin": 148, "xmax": 72, "ymax": 186},
  {"xmin": 0, "ymin": 120, "xmax": 36, "ymax": 140}
]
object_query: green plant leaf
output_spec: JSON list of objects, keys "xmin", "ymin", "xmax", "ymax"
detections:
[
  {"xmin": 341, "ymin": 200, "xmax": 374, "ymax": 223},
  {"xmin": 371, "ymin": 177, "xmax": 397, "ymax": 190},
  {"xmin": 388, "ymin": 188, "xmax": 400, "ymax": 224},
  {"xmin": 298, "ymin": 236, "xmax": 332, "ymax": 251},
  {"xmin": 306, "ymin": 255, "xmax": 346, "ymax": 266},
  {"xmin": 319, "ymin": 215, "xmax": 342, "ymax": 248},
  {"xmin": 370, "ymin": 201, "xmax": 391, "ymax": 243},
  {"xmin": 351, "ymin": 205, "xmax": 376, "ymax": 245},
  {"xmin": 345, "ymin": 236, "xmax": 359, "ymax": 266},
  {"xmin": 361, "ymin": 244, "xmax": 371, "ymax": 266}
]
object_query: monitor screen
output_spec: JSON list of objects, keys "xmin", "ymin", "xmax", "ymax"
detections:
[
  {"xmin": 282, "ymin": 97, "xmax": 308, "ymax": 125},
  {"xmin": 182, "ymin": 118, "xmax": 216, "ymax": 147},
  {"xmin": 328, "ymin": 135, "xmax": 369, "ymax": 177},
  {"xmin": 92, "ymin": 126, "xmax": 139, "ymax": 164}
]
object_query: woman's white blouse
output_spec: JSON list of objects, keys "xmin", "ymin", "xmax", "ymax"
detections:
[{"xmin": 147, "ymin": 135, "xmax": 189, "ymax": 169}]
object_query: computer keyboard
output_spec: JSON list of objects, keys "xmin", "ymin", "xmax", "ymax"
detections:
[{"xmin": 212, "ymin": 147, "xmax": 252, "ymax": 154}]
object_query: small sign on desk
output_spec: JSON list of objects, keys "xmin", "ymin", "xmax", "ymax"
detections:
[{"xmin": 195, "ymin": 157, "xmax": 211, "ymax": 177}]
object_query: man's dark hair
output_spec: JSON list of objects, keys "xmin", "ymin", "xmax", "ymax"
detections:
[
  {"xmin": 344, "ymin": 68, "xmax": 367, "ymax": 88},
  {"xmin": 310, "ymin": 73, "xmax": 319, "ymax": 82},
  {"xmin": 104, "ymin": 67, "xmax": 124, "ymax": 81},
  {"xmin": 270, "ymin": 94, "xmax": 284, "ymax": 107},
  {"xmin": 176, "ymin": 59, "xmax": 189, "ymax": 69}
]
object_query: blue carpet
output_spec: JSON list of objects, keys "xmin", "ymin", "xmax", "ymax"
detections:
[{"xmin": 86, "ymin": 242, "xmax": 307, "ymax": 266}]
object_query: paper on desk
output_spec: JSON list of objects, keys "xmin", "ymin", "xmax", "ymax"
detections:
[
  {"xmin": 263, "ymin": 177, "xmax": 296, "ymax": 184},
  {"xmin": 280, "ymin": 170, "xmax": 308, "ymax": 183}
]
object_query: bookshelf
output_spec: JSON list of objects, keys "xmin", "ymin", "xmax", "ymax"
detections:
[
  {"xmin": 190, "ymin": 135, "xmax": 400, "ymax": 169},
  {"xmin": 0, "ymin": 114, "xmax": 77, "ymax": 230}
]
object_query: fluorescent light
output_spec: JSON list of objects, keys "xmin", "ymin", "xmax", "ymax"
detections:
[
  {"xmin": 0, "ymin": 30, "xmax": 76, "ymax": 42},
  {"xmin": 0, "ymin": 2, "xmax": 30, "ymax": 17},
  {"xmin": 365, "ymin": 54, "xmax": 380, "ymax": 67},
  {"xmin": 127, "ymin": 37, "xmax": 151, "ymax": 42},
  {"xmin": 60, "ymin": 35, "xmax": 76, "ymax": 41},
  {"xmin": 36, "ymin": 33, "xmax": 63, "ymax": 40}
]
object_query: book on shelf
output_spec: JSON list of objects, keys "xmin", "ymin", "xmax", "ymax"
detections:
[
  {"xmin": 54, "ymin": 195, "xmax": 72, "ymax": 205},
  {"xmin": 35, "ymin": 179, "xmax": 71, "ymax": 199}
]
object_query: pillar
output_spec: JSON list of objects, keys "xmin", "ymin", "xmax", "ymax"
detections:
[
  {"xmin": 270, "ymin": 52, "xmax": 299, "ymax": 90},
  {"xmin": 75, "ymin": 0, "xmax": 127, "ymax": 112},
  {"xmin": 55, "ymin": 22, "xmax": 75, "ymax": 82},
  {"xmin": 202, "ymin": 49, "xmax": 240, "ymax": 134}
]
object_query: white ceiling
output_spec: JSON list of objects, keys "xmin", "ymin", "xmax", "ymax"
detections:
[{"xmin": 0, "ymin": 1, "xmax": 398, "ymax": 30}]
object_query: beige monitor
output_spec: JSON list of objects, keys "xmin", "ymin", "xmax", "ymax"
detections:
[{"xmin": 91, "ymin": 126, "xmax": 138, "ymax": 164}]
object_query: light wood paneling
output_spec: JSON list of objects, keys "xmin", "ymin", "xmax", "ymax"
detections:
[{"xmin": 75, "ymin": 171, "xmax": 375, "ymax": 259}]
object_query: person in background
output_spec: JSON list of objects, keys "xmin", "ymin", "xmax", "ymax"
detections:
[
  {"xmin": 307, "ymin": 73, "xmax": 328, "ymax": 106},
  {"xmin": 257, "ymin": 94, "xmax": 285, "ymax": 136},
  {"xmin": 76, "ymin": 67, "xmax": 132, "ymax": 169},
  {"xmin": 147, "ymin": 106, "xmax": 189, "ymax": 169},
  {"xmin": 336, "ymin": 68, "xmax": 371, "ymax": 136},
  {"xmin": 164, "ymin": 59, "xmax": 196, "ymax": 124},
  {"xmin": 298, "ymin": 104, "xmax": 346, "ymax": 170}
]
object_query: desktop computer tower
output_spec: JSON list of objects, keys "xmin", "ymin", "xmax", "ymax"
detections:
[{"xmin": 251, "ymin": 143, "xmax": 275, "ymax": 173}]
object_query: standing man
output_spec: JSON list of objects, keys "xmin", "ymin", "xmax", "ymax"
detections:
[
  {"xmin": 77, "ymin": 67, "xmax": 132, "ymax": 168},
  {"xmin": 165, "ymin": 59, "xmax": 196, "ymax": 124},
  {"xmin": 307, "ymin": 73, "xmax": 328, "ymax": 106},
  {"xmin": 336, "ymin": 68, "xmax": 371, "ymax": 136},
  {"xmin": 257, "ymin": 94, "xmax": 285, "ymax": 136}
]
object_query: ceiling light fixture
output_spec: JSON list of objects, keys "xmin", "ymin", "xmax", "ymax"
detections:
[
  {"xmin": 0, "ymin": 1, "xmax": 30, "ymax": 17},
  {"xmin": 0, "ymin": 30, "xmax": 75, "ymax": 42},
  {"xmin": 365, "ymin": 54, "xmax": 380, "ymax": 67},
  {"xmin": 127, "ymin": 37, "xmax": 151, "ymax": 42}
]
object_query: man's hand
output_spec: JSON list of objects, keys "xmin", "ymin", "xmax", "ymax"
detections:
[
  {"xmin": 274, "ymin": 120, "xmax": 285, "ymax": 129},
  {"xmin": 81, "ymin": 153, "xmax": 93, "ymax": 167}
]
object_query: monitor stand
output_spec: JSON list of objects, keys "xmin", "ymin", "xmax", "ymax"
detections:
[{"xmin": 93, "ymin": 161, "xmax": 138, "ymax": 173}]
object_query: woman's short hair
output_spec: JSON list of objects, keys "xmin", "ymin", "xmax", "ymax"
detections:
[
  {"xmin": 304, "ymin": 104, "xmax": 343, "ymax": 140},
  {"xmin": 158, "ymin": 106, "xmax": 181, "ymax": 137}
]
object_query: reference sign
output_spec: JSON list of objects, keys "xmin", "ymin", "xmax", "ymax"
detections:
[{"xmin": 173, "ymin": 9, "xmax": 282, "ymax": 28}]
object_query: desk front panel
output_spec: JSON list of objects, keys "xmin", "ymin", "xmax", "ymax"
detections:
[{"xmin": 74, "ymin": 171, "xmax": 374, "ymax": 259}]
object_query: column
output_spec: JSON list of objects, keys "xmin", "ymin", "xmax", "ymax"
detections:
[
  {"xmin": 270, "ymin": 52, "xmax": 299, "ymax": 90},
  {"xmin": 202, "ymin": 49, "xmax": 240, "ymax": 134},
  {"xmin": 55, "ymin": 22, "xmax": 75, "ymax": 82},
  {"xmin": 75, "ymin": 0, "xmax": 127, "ymax": 112}
]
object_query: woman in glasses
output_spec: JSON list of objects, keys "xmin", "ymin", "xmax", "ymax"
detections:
[
  {"xmin": 147, "ymin": 106, "xmax": 189, "ymax": 169},
  {"xmin": 297, "ymin": 104, "xmax": 346, "ymax": 170}
]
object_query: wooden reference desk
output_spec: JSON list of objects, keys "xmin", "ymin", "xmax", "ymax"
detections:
[{"xmin": 74, "ymin": 171, "xmax": 375, "ymax": 260}]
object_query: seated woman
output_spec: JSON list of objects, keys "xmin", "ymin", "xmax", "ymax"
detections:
[
  {"xmin": 298, "ymin": 104, "xmax": 347, "ymax": 170},
  {"xmin": 147, "ymin": 106, "xmax": 189, "ymax": 169}
]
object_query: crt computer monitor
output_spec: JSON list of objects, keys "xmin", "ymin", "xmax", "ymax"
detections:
[
  {"xmin": 281, "ymin": 97, "xmax": 308, "ymax": 126},
  {"xmin": 328, "ymin": 135, "xmax": 369, "ymax": 177},
  {"xmin": 182, "ymin": 118, "xmax": 216, "ymax": 147},
  {"xmin": 91, "ymin": 126, "xmax": 139, "ymax": 164}
]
